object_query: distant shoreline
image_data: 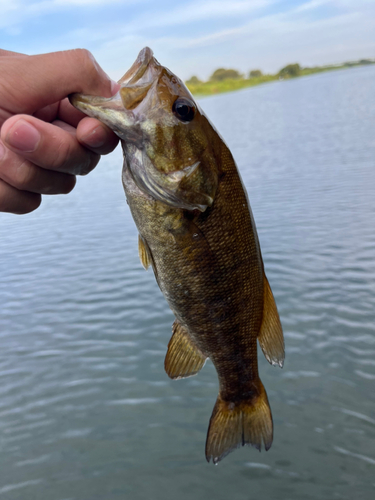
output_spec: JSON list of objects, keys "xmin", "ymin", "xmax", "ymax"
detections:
[{"xmin": 185, "ymin": 59, "xmax": 375, "ymax": 97}]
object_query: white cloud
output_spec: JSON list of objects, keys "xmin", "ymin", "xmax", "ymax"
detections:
[
  {"xmin": 293, "ymin": 0, "xmax": 330, "ymax": 13},
  {"xmin": 0, "ymin": 0, "xmax": 143, "ymax": 30},
  {"xmin": 1, "ymin": 0, "xmax": 375, "ymax": 82},
  {"xmin": 127, "ymin": 0, "xmax": 271, "ymax": 29},
  {"xmin": 80, "ymin": 0, "xmax": 375, "ymax": 80},
  {"xmin": 0, "ymin": 0, "xmax": 271, "ymax": 33}
]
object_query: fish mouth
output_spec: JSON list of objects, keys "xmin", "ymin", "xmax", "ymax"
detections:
[
  {"xmin": 118, "ymin": 46, "xmax": 155, "ymax": 86},
  {"xmin": 70, "ymin": 48, "xmax": 215, "ymax": 212},
  {"xmin": 69, "ymin": 91, "xmax": 137, "ymax": 141},
  {"xmin": 69, "ymin": 47, "xmax": 160, "ymax": 141}
]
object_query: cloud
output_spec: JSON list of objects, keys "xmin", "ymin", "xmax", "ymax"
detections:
[
  {"xmin": 293, "ymin": 0, "xmax": 330, "ymax": 13},
  {"xmin": 1, "ymin": 0, "xmax": 374, "ymax": 82},
  {"xmin": 126, "ymin": 0, "xmax": 271, "ymax": 29},
  {"xmin": 0, "ymin": 0, "xmax": 143, "ymax": 31},
  {"xmin": 0, "ymin": 0, "xmax": 271, "ymax": 33},
  {"xmin": 79, "ymin": 0, "xmax": 375, "ymax": 80}
]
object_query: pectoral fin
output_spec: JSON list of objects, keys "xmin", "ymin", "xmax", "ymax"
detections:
[
  {"xmin": 165, "ymin": 320, "xmax": 207, "ymax": 379},
  {"xmin": 258, "ymin": 275, "xmax": 285, "ymax": 368},
  {"xmin": 138, "ymin": 234, "xmax": 162, "ymax": 290},
  {"xmin": 138, "ymin": 234, "xmax": 152, "ymax": 270}
]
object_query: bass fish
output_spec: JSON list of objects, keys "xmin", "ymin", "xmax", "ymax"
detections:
[{"xmin": 70, "ymin": 47, "xmax": 284, "ymax": 464}]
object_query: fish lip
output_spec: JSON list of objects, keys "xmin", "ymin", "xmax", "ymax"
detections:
[
  {"xmin": 70, "ymin": 48, "xmax": 214, "ymax": 211},
  {"xmin": 69, "ymin": 90, "xmax": 139, "ymax": 142},
  {"xmin": 69, "ymin": 47, "xmax": 162, "ymax": 141},
  {"xmin": 119, "ymin": 47, "xmax": 155, "ymax": 85},
  {"xmin": 69, "ymin": 92, "xmax": 119, "ymax": 116},
  {"xmin": 69, "ymin": 90, "xmax": 124, "ymax": 113}
]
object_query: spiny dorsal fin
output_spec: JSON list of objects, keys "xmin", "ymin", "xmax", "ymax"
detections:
[
  {"xmin": 205, "ymin": 378, "xmax": 273, "ymax": 464},
  {"xmin": 258, "ymin": 275, "xmax": 285, "ymax": 368},
  {"xmin": 138, "ymin": 234, "xmax": 152, "ymax": 270},
  {"xmin": 164, "ymin": 320, "xmax": 207, "ymax": 380}
]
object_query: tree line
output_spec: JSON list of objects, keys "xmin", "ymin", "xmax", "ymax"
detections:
[
  {"xmin": 186, "ymin": 63, "xmax": 302, "ymax": 85},
  {"xmin": 186, "ymin": 58, "xmax": 375, "ymax": 85}
]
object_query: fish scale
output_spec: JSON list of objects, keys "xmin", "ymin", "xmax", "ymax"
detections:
[{"xmin": 70, "ymin": 47, "xmax": 284, "ymax": 464}]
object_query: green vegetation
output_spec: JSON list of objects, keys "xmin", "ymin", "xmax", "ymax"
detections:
[
  {"xmin": 279, "ymin": 63, "xmax": 301, "ymax": 78},
  {"xmin": 185, "ymin": 75, "xmax": 202, "ymax": 85},
  {"xmin": 249, "ymin": 69, "xmax": 262, "ymax": 78},
  {"xmin": 210, "ymin": 68, "xmax": 243, "ymax": 81},
  {"xmin": 185, "ymin": 58, "xmax": 375, "ymax": 97}
]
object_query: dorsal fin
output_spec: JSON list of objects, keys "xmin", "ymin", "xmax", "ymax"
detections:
[
  {"xmin": 165, "ymin": 320, "xmax": 207, "ymax": 379},
  {"xmin": 258, "ymin": 275, "xmax": 285, "ymax": 368},
  {"xmin": 138, "ymin": 234, "xmax": 152, "ymax": 270}
]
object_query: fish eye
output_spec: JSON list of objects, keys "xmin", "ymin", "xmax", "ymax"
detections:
[{"xmin": 172, "ymin": 97, "xmax": 195, "ymax": 122}]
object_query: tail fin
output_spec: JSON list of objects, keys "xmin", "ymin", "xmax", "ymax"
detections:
[{"xmin": 205, "ymin": 379, "xmax": 273, "ymax": 464}]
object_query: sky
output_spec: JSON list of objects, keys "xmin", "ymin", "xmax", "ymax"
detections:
[{"xmin": 0, "ymin": 0, "xmax": 374, "ymax": 81}]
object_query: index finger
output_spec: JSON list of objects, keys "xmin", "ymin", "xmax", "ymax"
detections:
[
  {"xmin": 0, "ymin": 49, "xmax": 25, "ymax": 57},
  {"xmin": 0, "ymin": 49, "xmax": 119, "ymax": 115}
]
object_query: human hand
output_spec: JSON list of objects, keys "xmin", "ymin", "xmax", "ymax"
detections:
[{"xmin": 0, "ymin": 48, "xmax": 120, "ymax": 214}]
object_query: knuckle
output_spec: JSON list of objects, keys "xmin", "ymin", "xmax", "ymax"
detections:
[
  {"xmin": 70, "ymin": 47, "xmax": 110, "ymax": 95},
  {"xmin": 72, "ymin": 48, "xmax": 93, "ymax": 63},
  {"xmin": 14, "ymin": 161, "xmax": 35, "ymax": 190},
  {"xmin": 75, "ymin": 48, "xmax": 100, "ymax": 81},
  {"xmin": 53, "ymin": 138, "xmax": 74, "ymax": 172},
  {"xmin": 53, "ymin": 137, "xmax": 99, "ymax": 176}
]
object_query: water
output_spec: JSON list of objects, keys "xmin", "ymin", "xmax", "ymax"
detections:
[{"xmin": 1, "ymin": 65, "xmax": 375, "ymax": 499}]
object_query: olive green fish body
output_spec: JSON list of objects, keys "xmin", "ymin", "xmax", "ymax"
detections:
[
  {"xmin": 124, "ymin": 140, "xmax": 263, "ymax": 393},
  {"xmin": 70, "ymin": 47, "xmax": 284, "ymax": 464}
]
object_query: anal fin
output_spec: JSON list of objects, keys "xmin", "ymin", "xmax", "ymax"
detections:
[
  {"xmin": 165, "ymin": 320, "xmax": 207, "ymax": 379},
  {"xmin": 258, "ymin": 275, "xmax": 285, "ymax": 368},
  {"xmin": 138, "ymin": 234, "xmax": 152, "ymax": 270}
]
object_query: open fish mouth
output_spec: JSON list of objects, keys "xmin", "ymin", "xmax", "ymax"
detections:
[
  {"xmin": 118, "ymin": 46, "xmax": 156, "ymax": 87},
  {"xmin": 69, "ymin": 47, "xmax": 160, "ymax": 141},
  {"xmin": 69, "ymin": 47, "xmax": 161, "ymax": 140},
  {"xmin": 70, "ymin": 48, "xmax": 216, "ymax": 212}
]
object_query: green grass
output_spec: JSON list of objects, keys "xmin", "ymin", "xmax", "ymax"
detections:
[
  {"xmin": 186, "ymin": 60, "xmax": 375, "ymax": 97},
  {"xmin": 186, "ymin": 74, "xmax": 277, "ymax": 96}
]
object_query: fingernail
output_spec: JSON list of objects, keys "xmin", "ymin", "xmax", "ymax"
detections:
[
  {"xmin": 111, "ymin": 80, "xmax": 121, "ymax": 95},
  {"xmin": 6, "ymin": 119, "xmax": 41, "ymax": 152}
]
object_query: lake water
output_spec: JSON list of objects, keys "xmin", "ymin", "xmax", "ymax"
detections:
[{"xmin": 1, "ymin": 65, "xmax": 375, "ymax": 500}]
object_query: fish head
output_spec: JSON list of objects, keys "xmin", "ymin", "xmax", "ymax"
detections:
[{"xmin": 70, "ymin": 47, "xmax": 219, "ymax": 211}]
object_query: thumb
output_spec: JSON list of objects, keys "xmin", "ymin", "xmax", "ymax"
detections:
[{"xmin": 0, "ymin": 49, "xmax": 119, "ymax": 116}]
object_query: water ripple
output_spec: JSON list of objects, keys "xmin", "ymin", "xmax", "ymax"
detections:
[
  {"xmin": 0, "ymin": 480, "xmax": 43, "ymax": 495},
  {"xmin": 1, "ymin": 65, "xmax": 375, "ymax": 499},
  {"xmin": 335, "ymin": 408, "xmax": 375, "ymax": 425},
  {"xmin": 334, "ymin": 446, "xmax": 375, "ymax": 465}
]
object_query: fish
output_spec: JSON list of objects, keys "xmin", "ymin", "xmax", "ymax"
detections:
[{"xmin": 70, "ymin": 47, "xmax": 285, "ymax": 464}]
